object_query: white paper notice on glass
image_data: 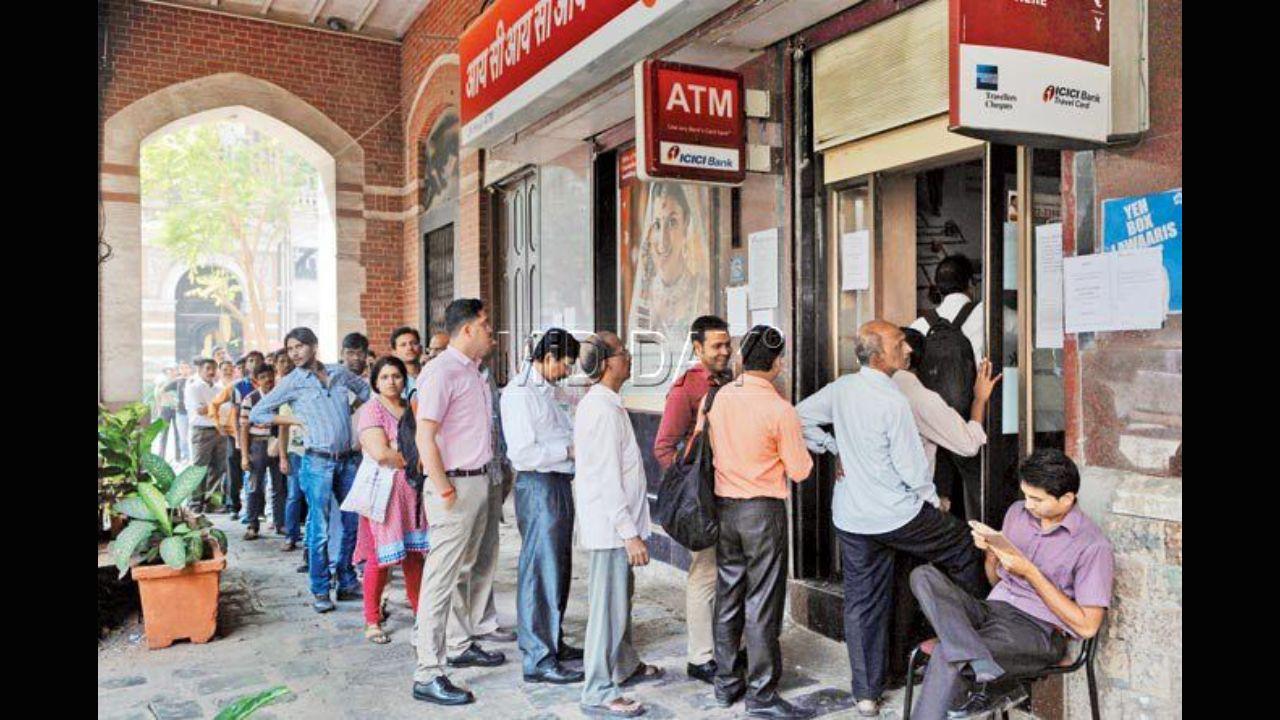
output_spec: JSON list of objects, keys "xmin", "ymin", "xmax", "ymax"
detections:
[
  {"xmin": 1003, "ymin": 222, "xmax": 1019, "ymax": 291},
  {"xmin": 1063, "ymin": 254, "xmax": 1113, "ymax": 333},
  {"xmin": 1112, "ymin": 247, "xmax": 1165, "ymax": 330},
  {"xmin": 1001, "ymin": 366, "xmax": 1019, "ymax": 434},
  {"xmin": 840, "ymin": 230, "xmax": 871, "ymax": 291},
  {"xmin": 748, "ymin": 228, "xmax": 779, "ymax": 310},
  {"xmin": 1064, "ymin": 247, "xmax": 1166, "ymax": 333},
  {"xmin": 726, "ymin": 286, "xmax": 749, "ymax": 336},
  {"xmin": 1034, "ymin": 223, "xmax": 1064, "ymax": 349},
  {"xmin": 752, "ymin": 308, "xmax": 775, "ymax": 328}
]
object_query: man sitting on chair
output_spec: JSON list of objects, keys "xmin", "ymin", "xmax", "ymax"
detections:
[{"xmin": 908, "ymin": 448, "xmax": 1114, "ymax": 719}]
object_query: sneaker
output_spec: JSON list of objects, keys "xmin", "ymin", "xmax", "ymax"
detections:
[
  {"xmin": 855, "ymin": 698, "xmax": 879, "ymax": 717},
  {"xmin": 312, "ymin": 594, "xmax": 335, "ymax": 613}
]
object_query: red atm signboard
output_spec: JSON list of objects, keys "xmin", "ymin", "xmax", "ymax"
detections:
[{"xmin": 634, "ymin": 60, "xmax": 745, "ymax": 186}]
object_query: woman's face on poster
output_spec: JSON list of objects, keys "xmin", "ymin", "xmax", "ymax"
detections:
[{"xmin": 649, "ymin": 193, "xmax": 690, "ymax": 285}]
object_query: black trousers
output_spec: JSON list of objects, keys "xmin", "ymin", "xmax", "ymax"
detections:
[
  {"xmin": 713, "ymin": 497, "xmax": 788, "ymax": 706},
  {"xmin": 934, "ymin": 449, "xmax": 981, "ymax": 521},
  {"xmin": 514, "ymin": 471, "xmax": 575, "ymax": 674},
  {"xmin": 908, "ymin": 565, "xmax": 1065, "ymax": 719},
  {"xmin": 245, "ymin": 439, "xmax": 284, "ymax": 532},
  {"xmin": 224, "ymin": 436, "xmax": 243, "ymax": 514},
  {"xmin": 836, "ymin": 504, "xmax": 987, "ymax": 701}
]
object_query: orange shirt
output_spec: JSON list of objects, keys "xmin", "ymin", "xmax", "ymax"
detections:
[{"xmin": 701, "ymin": 374, "xmax": 814, "ymax": 499}]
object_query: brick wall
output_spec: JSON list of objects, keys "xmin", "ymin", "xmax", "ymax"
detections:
[
  {"xmin": 100, "ymin": 0, "xmax": 405, "ymax": 352},
  {"xmin": 401, "ymin": 0, "xmax": 486, "ymax": 333}
]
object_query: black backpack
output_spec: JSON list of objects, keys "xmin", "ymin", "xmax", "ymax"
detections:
[
  {"xmin": 920, "ymin": 301, "xmax": 979, "ymax": 415},
  {"xmin": 398, "ymin": 409, "xmax": 425, "ymax": 493},
  {"xmin": 652, "ymin": 387, "xmax": 721, "ymax": 552}
]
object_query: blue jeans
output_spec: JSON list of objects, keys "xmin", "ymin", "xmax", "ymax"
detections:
[
  {"xmin": 284, "ymin": 452, "xmax": 306, "ymax": 543},
  {"xmin": 299, "ymin": 452, "xmax": 359, "ymax": 596}
]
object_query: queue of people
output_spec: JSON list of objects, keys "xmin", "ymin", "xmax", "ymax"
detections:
[{"xmin": 150, "ymin": 290, "xmax": 1113, "ymax": 720}]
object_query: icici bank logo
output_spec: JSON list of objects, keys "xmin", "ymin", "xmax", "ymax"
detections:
[
  {"xmin": 667, "ymin": 145, "xmax": 681, "ymax": 161},
  {"xmin": 1043, "ymin": 86, "xmax": 1057, "ymax": 102},
  {"xmin": 641, "ymin": 0, "xmax": 658, "ymax": 6}
]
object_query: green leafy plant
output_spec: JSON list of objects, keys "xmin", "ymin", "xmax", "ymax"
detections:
[
  {"xmin": 102, "ymin": 406, "xmax": 224, "ymax": 577},
  {"xmin": 213, "ymin": 686, "xmax": 290, "ymax": 720}
]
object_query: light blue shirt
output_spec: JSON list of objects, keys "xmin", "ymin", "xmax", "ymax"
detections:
[
  {"xmin": 500, "ymin": 363, "xmax": 575, "ymax": 474},
  {"xmin": 249, "ymin": 363, "xmax": 370, "ymax": 454},
  {"xmin": 795, "ymin": 367, "xmax": 938, "ymax": 535}
]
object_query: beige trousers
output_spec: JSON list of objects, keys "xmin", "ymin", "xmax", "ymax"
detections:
[
  {"xmin": 687, "ymin": 546, "xmax": 718, "ymax": 664},
  {"xmin": 448, "ymin": 479, "xmax": 502, "ymax": 642},
  {"xmin": 413, "ymin": 478, "xmax": 492, "ymax": 681}
]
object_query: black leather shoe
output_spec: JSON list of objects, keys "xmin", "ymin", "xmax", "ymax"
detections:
[
  {"xmin": 715, "ymin": 687, "xmax": 745, "ymax": 708},
  {"xmin": 336, "ymin": 586, "xmax": 363, "ymax": 601},
  {"xmin": 947, "ymin": 683, "xmax": 1027, "ymax": 719},
  {"xmin": 745, "ymin": 698, "xmax": 816, "ymax": 719},
  {"xmin": 523, "ymin": 663, "xmax": 585, "ymax": 684},
  {"xmin": 734, "ymin": 651, "xmax": 749, "ymax": 673},
  {"xmin": 558, "ymin": 644, "xmax": 584, "ymax": 662},
  {"xmin": 687, "ymin": 660, "xmax": 718, "ymax": 685},
  {"xmin": 312, "ymin": 594, "xmax": 335, "ymax": 613},
  {"xmin": 447, "ymin": 643, "xmax": 506, "ymax": 668},
  {"xmin": 412, "ymin": 676, "xmax": 475, "ymax": 706}
]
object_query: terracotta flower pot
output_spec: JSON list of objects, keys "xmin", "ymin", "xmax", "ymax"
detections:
[{"xmin": 132, "ymin": 548, "xmax": 226, "ymax": 650}]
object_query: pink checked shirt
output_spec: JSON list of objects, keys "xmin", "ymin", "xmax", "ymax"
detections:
[{"xmin": 415, "ymin": 346, "xmax": 494, "ymax": 471}]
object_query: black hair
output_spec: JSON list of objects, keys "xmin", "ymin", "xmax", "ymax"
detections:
[
  {"xmin": 532, "ymin": 328, "xmax": 581, "ymax": 362},
  {"xmin": 390, "ymin": 326, "xmax": 421, "ymax": 349},
  {"xmin": 342, "ymin": 332, "xmax": 369, "ymax": 352},
  {"xmin": 253, "ymin": 364, "xmax": 275, "ymax": 378},
  {"xmin": 653, "ymin": 182, "xmax": 691, "ymax": 225},
  {"xmin": 445, "ymin": 298, "xmax": 485, "ymax": 336},
  {"xmin": 284, "ymin": 327, "xmax": 319, "ymax": 348},
  {"xmin": 691, "ymin": 315, "xmax": 729, "ymax": 345},
  {"xmin": 244, "ymin": 350, "xmax": 265, "ymax": 363},
  {"xmin": 901, "ymin": 327, "xmax": 926, "ymax": 371},
  {"xmin": 933, "ymin": 255, "xmax": 976, "ymax": 300},
  {"xmin": 196, "ymin": 357, "xmax": 215, "ymax": 370},
  {"xmin": 740, "ymin": 325, "xmax": 785, "ymax": 373},
  {"xmin": 1018, "ymin": 448, "xmax": 1081, "ymax": 499},
  {"xmin": 369, "ymin": 355, "xmax": 408, "ymax": 399},
  {"xmin": 219, "ymin": 360, "xmax": 234, "ymax": 370}
]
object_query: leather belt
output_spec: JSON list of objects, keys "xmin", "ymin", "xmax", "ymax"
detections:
[
  {"xmin": 446, "ymin": 465, "xmax": 489, "ymax": 478},
  {"xmin": 306, "ymin": 448, "xmax": 358, "ymax": 461}
]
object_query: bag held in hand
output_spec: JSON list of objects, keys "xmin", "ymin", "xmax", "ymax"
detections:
[{"xmin": 652, "ymin": 387, "xmax": 721, "ymax": 551}]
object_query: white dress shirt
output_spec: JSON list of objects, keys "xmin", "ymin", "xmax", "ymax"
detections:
[
  {"xmin": 185, "ymin": 378, "xmax": 218, "ymax": 429},
  {"xmin": 892, "ymin": 370, "xmax": 987, "ymax": 479},
  {"xmin": 500, "ymin": 364, "xmax": 575, "ymax": 474},
  {"xmin": 796, "ymin": 367, "xmax": 938, "ymax": 535},
  {"xmin": 573, "ymin": 383, "xmax": 651, "ymax": 549},
  {"xmin": 909, "ymin": 292, "xmax": 985, "ymax": 368}
]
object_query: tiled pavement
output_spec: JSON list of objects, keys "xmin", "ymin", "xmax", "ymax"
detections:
[{"xmin": 97, "ymin": 497, "xmax": 913, "ymax": 719}]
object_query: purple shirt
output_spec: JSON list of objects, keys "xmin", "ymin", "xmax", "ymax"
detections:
[
  {"xmin": 987, "ymin": 501, "xmax": 1114, "ymax": 637},
  {"xmin": 415, "ymin": 346, "xmax": 494, "ymax": 471}
]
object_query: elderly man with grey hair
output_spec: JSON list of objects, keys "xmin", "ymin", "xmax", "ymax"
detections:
[{"xmin": 795, "ymin": 320, "xmax": 986, "ymax": 717}]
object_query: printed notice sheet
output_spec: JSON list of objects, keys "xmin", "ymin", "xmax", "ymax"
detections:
[
  {"xmin": 1063, "ymin": 246, "xmax": 1165, "ymax": 333},
  {"xmin": 748, "ymin": 228, "xmax": 779, "ymax": 309},
  {"xmin": 1035, "ymin": 223, "xmax": 1065, "ymax": 349},
  {"xmin": 726, "ymin": 286, "xmax": 749, "ymax": 337},
  {"xmin": 840, "ymin": 230, "xmax": 870, "ymax": 291}
]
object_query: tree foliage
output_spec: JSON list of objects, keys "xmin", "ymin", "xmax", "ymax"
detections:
[{"xmin": 141, "ymin": 122, "xmax": 317, "ymax": 351}]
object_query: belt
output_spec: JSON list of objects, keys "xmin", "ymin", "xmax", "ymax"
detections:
[
  {"xmin": 306, "ymin": 448, "xmax": 358, "ymax": 461},
  {"xmin": 191, "ymin": 425, "xmax": 218, "ymax": 432},
  {"xmin": 446, "ymin": 465, "xmax": 490, "ymax": 478}
]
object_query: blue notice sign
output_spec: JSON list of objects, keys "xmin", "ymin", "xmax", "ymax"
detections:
[{"xmin": 1102, "ymin": 188, "xmax": 1182, "ymax": 312}]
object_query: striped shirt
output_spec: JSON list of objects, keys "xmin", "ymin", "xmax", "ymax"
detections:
[{"xmin": 249, "ymin": 363, "xmax": 370, "ymax": 454}]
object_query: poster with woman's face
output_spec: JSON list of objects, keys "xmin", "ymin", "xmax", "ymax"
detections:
[{"xmin": 619, "ymin": 172, "xmax": 712, "ymax": 384}]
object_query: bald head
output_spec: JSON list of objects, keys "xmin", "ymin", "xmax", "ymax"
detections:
[
  {"xmin": 581, "ymin": 331, "xmax": 629, "ymax": 386},
  {"xmin": 856, "ymin": 320, "xmax": 910, "ymax": 374}
]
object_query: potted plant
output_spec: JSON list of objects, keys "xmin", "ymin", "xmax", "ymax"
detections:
[
  {"xmin": 106, "ymin": 432, "xmax": 228, "ymax": 649},
  {"xmin": 98, "ymin": 403, "xmax": 156, "ymax": 536}
]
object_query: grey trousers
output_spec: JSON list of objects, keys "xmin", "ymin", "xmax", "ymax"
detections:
[
  {"xmin": 908, "ymin": 565, "xmax": 1066, "ymax": 719},
  {"xmin": 189, "ymin": 427, "xmax": 227, "ymax": 510},
  {"xmin": 581, "ymin": 548, "xmax": 642, "ymax": 707}
]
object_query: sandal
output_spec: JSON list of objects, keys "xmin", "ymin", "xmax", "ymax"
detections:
[
  {"xmin": 364, "ymin": 624, "xmax": 390, "ymax": 644},
  {"xmin": 580, "ymin": 697, "xmax": 645, "ymax": 718},
  {"xmin": 620, "ymin": 663, "xmax": 665, "ymax": 687}
]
